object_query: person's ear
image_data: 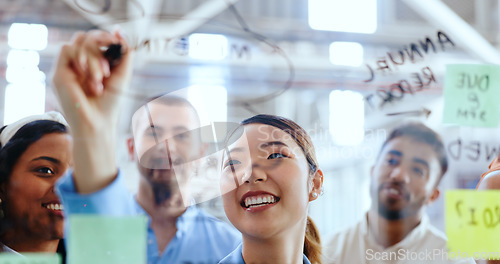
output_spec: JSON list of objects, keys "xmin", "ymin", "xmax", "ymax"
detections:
[
  {"xmin": 425, "ymin": 188, "xmax": 440, "ymax": 205},
  {"xmin": 126, "ymin": 137, "xmax": 135, "ymax": 161},
  {"xmin": 309, "ymin": 169, "xmax": 324, "ymax": 201}
]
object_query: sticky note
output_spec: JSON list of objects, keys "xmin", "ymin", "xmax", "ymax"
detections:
[
  {"xmin": 446, "ymin": 190, "xmax": 500, "ymax": 260},
  {"xmin": 67, "ymin": 215, "xmax": 148, "ymax": 264},
  {"xmin": 443, "ymin": 64, "xmax": 500, "ymax": 127},
  {"xmin": 0, "ymin": 253, "xmax": 60, "ymax": 264}
]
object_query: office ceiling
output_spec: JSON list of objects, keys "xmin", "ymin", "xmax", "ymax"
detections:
[
  {"xmin": 1, "ymin": 0, "xmax": 497, "ymax": 43},
  {"xmin": 1, "ymin": 0, "xmax": 499, "ymax": 160}
]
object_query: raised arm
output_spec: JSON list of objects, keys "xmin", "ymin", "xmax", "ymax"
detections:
[{"xmin": 52, "ymin": 30, "xmax": 134, "ymax": 194}]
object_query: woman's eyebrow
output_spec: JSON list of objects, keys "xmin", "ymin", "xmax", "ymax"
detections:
[
  {"xmin": 259, "ymin": 141, "xmax": 288, "ymax": 149},
  {"xmin": 32, "ymin": 156, "xmax": 60, "ymax": 165}
]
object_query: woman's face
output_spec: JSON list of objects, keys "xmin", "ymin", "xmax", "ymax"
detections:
[
  {"xmin": 220, "ymin": 124, "xmax": 316, "ymax": 239},
  {"xmin": 3, "ymin": 132, "xmax": 72, "ymax": 240}
]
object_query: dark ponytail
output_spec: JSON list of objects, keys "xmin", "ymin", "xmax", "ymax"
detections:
[{"xmin": 304, "ymin": 216, "xmax": 322, "ymax": 264}]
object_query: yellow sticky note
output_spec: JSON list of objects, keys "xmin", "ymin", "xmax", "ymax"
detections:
[{"xmin": 446, "ymin": 190, "xmax": 500, "ymax": 260}]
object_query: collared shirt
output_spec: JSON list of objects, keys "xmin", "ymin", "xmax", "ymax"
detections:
[
  {"xmin": 56, "ymin": 171, "xmax": 241, "ymax": 264},
  {"xmin": 323, "ymin": 213, "xmax": 475, "ymax": 264},
  {"xmin": 218, "ymin": 243, "xmax": 311, "ymax": 264}
]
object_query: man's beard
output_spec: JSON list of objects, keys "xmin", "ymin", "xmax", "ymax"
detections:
[
  {"xmin": 377, "ymin": 203, "xmax": 406, "ymax": 220},
  {"xmin": 140, "ymin": 164, "xmax": 179, "ymax": 206},
  {"xmin": 137, "ymin": 157, "xmax": 190, "ymax": 207},
  {"xmin": 150, "ymin": 180, "xmax": 174, "ymax": 205},
  {"xmin": 371, "ymin": 183, "xmax": 415, "ymax": 221}
]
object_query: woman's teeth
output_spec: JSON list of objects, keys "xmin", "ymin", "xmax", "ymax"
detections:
[
  {"xmin": 244, "ymin": 194, "xmax": 278, "ymax": 208},
  {"xmin": 43, "ymin": 204, "xmax": 64, "ymax": 211}
]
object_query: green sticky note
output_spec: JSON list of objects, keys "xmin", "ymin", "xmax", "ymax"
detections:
[
  {"xmin": 67, "ymin": 215, "xmax": 148, "ymax": 264},
  {"xmin": 443, "ymin": 64, "xmax": 500, "ymax": 127},
  {"xmin": 446, "ymin": 190, "xmax": 500, "ymax": 260},
  {"xmin": 0, "ymin": 253, "xmax": 60, "ymax": 264}
]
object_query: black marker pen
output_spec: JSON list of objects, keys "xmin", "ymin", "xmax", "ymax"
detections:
[{"xmin": 103, "ymin": 44, "xmax": 123, "ymax": 69}]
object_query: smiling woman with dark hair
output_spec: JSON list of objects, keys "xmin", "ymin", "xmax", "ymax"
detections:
[
  {"xmin": 219, "ymin": 114, "xmax": 324, "ymax": 264},
  {"xmin": 0, "ymin": 112, "xmax": 71, "ymax": 259}
]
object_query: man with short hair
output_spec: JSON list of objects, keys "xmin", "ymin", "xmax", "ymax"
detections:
[
  {"xmin": 53, "ymin": 30, "xmax": 240, "ymax": 264},
  {"xmin": 323, "ymin": 122, "xmax": 474, "ymax": 264}
]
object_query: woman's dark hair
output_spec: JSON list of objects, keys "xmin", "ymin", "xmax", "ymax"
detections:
[
  {"xmin": 0, "ymin": 120, "xmax": 67, "ymax": 229},
  {"xmin": 238, "ymin": 114, "xmax": 322, "ymax": 264}
]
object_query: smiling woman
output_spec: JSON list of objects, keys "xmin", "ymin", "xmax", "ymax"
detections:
[
  {"xmin": 219, "ymin": 114, "xmax": 324, "ymax": 264},
  {"xmin": 0, "ymin": 111, "xmax": 71, "ymax": 260}
]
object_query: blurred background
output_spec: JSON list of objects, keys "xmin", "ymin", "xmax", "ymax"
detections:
[{"xmin": 1, "ymin": 0, "xmax": 500, "ymax": 237}]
